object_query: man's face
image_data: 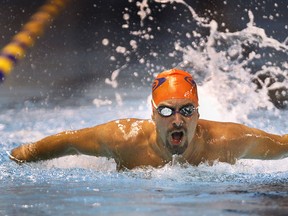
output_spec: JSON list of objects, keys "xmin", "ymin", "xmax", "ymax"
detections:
[{"xmin": 152, "ymin": 98, "xmax": 199, "ymax": 155}]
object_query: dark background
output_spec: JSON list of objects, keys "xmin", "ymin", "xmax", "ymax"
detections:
[{"xmin": 0, "ymin": 0, "xmax": 287, "ymax": 106}]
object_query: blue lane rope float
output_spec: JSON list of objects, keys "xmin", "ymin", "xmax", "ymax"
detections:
[{"xmin": 0, "ymin": 0, "xmax": 70, "ymax": 82}]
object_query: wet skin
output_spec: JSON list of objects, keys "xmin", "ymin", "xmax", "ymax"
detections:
[
  {"xmin": 151, "ymin": 99, "xmax": 198, "ymax": 155},
  {"xmin": 10, "ymin": 99, "xmax": 288, "ymax": 170}
]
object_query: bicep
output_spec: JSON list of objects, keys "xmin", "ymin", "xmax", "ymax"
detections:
[
  {"xmin": 10, "ymin": 124, "xmax": 112, "ymax": 162},
  {"xmin": 240, "ymin": 128, "xmax": 288, "ymax": 159},
  {"xmin": 65, "ymin": 124, "xmax": 117, "ymax": 157},
  {"xmin": 215, "ymin": 123, "xmax": 288, "ymax": 160}
]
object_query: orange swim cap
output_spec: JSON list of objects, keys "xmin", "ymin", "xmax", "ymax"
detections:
[{"xmin": 152, "ymin": 68, "xmax": 198, "ymax": 107}]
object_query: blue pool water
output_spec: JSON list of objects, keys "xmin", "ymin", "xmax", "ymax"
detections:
[
  {"xmin": 1, "ymin": 0, "xmax": 288, "ymax": 215},
  {"xmin": 1, "ymin": 87, "xmax": 288, "ymax": 215}
]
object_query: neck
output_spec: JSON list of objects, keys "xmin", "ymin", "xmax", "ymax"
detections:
[
  {"xmin": 182, "ymin": 124, "xmax": 204, "ymax": 165},
  {"xmin": 154, "ymin": 133, "xmax": 174, "ymax": 161}
]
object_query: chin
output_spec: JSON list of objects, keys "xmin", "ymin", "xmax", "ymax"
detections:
[{"xmin": 166, "ymin": 140, "xmax": 188, "ymax": 155}]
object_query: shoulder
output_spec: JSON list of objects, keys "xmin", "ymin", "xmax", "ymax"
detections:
[
  {"xmin": 104, "ymin": 118, "xmax": 155, "ymax": 140},
  {"xmin": 111, "ymin": 118, "xmax": 155, "ymax": 130},
  {"xmin": 198, "ymin": 119, "xmax": 234, "ymax": 128},
  {"xmin": 197, "ymin": 119, "xmax": 249, "ymax": 138}
]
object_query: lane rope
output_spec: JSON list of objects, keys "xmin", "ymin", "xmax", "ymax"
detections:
[{"xmin": 0, "ymin": 0, "xmax": 70, "ymax": 82}]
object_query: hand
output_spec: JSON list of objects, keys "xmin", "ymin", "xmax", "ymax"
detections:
[{"xmin": 8, "ymin": 147, "xmax": 26, "ymax": 164}]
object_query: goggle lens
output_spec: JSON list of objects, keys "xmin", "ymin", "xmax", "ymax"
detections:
[{"xmin": 158, "ymin": 107, "xmax": 173, "ymax": 116}]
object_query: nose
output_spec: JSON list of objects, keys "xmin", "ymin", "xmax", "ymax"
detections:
[{"xmin": 172, "ymin": 112, "xmax": 183, "ymax": 128}]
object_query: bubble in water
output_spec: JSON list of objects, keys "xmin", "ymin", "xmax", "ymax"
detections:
[
  {"xmin": 123, "ymin": 13, "xmax": 130, "ymax": 21},
  {"xmin": 130, "ymin": 40, "xmax": 137, "ymax": 49},
  {"xmin": 115, "ymin": 46, "xmax": 127, "ymax": 54},
  {"xmin": 102, "ymin": 38, "xmax": 109, "ymax": 46}
]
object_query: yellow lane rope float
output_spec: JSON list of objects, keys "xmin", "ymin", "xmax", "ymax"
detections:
[{"xmin": 0, "ymin": 0, "xmax": 70, "ymax": 82}]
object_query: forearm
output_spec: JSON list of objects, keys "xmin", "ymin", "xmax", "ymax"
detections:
[
  {"xmin": 9, "ymin": 122, "xmax": 122, "ymax": 163},
  {"xmin": 10, "ymin": 131, "xmax": 76, "ymax": 163}
]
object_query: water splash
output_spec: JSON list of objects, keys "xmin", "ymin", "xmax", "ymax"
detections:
[
  {"xmin": 1, "ymin": 0, "xmax": 288, "ymax": 187},
  {"xmin": 101, "ymin": 0, "xmax": 287, "ymax": 124}
]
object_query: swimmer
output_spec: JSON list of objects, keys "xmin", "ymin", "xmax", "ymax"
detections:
[{"xmin": 10, "ymin": 69, "xmax": 288, "ymax": 170}]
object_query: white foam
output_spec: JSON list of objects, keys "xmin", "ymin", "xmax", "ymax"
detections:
[
  {"xmin": 116, "ymin": 120, "xmax": 143, "ymax": 140},
  {"xmin": 42, "ymin": 155, "xmax": 117, "ymax": 171},
  {"xmin": 2, "ymin": 0, "xmax": 287, "ymax": 180}
]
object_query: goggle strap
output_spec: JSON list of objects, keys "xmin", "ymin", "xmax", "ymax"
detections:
[{"xmin": 151, "ymin": 99, "xmax": 158, "ymax": 109}]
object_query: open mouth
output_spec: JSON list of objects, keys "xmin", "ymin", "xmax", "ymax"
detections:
[{"xmin": 170, "ymin": 131, "xmax": 184, "ymax": 145}]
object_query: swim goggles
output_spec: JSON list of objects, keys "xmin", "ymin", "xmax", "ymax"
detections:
[
  {"xmin": 156, "ymin": 104, "xmax": 198, "ymax": 117},
  {"xmin": 152, "ymin": 100, "xmax": 198, "ymax": 117}
]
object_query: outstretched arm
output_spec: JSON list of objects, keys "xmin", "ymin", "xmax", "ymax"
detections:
[
  {"xmin": 10, "ymin": 123, "xmax": 115, "ymax": 163},
  {"xmin": 199, "ymin": 120, "xmax": 288, "ymax": 162},
  {"xmin": 240, "ymin": 129, "xmax": 288, "ymax": 160}
]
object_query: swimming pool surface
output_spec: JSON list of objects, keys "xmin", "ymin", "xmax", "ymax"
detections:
[
  {"xmin": 1, "ymin": 0, "xmax": 288, "ymax": 215},
  {"xmin": 1, "ymin": 89, "xmax": 288, "ymax": 215}
]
